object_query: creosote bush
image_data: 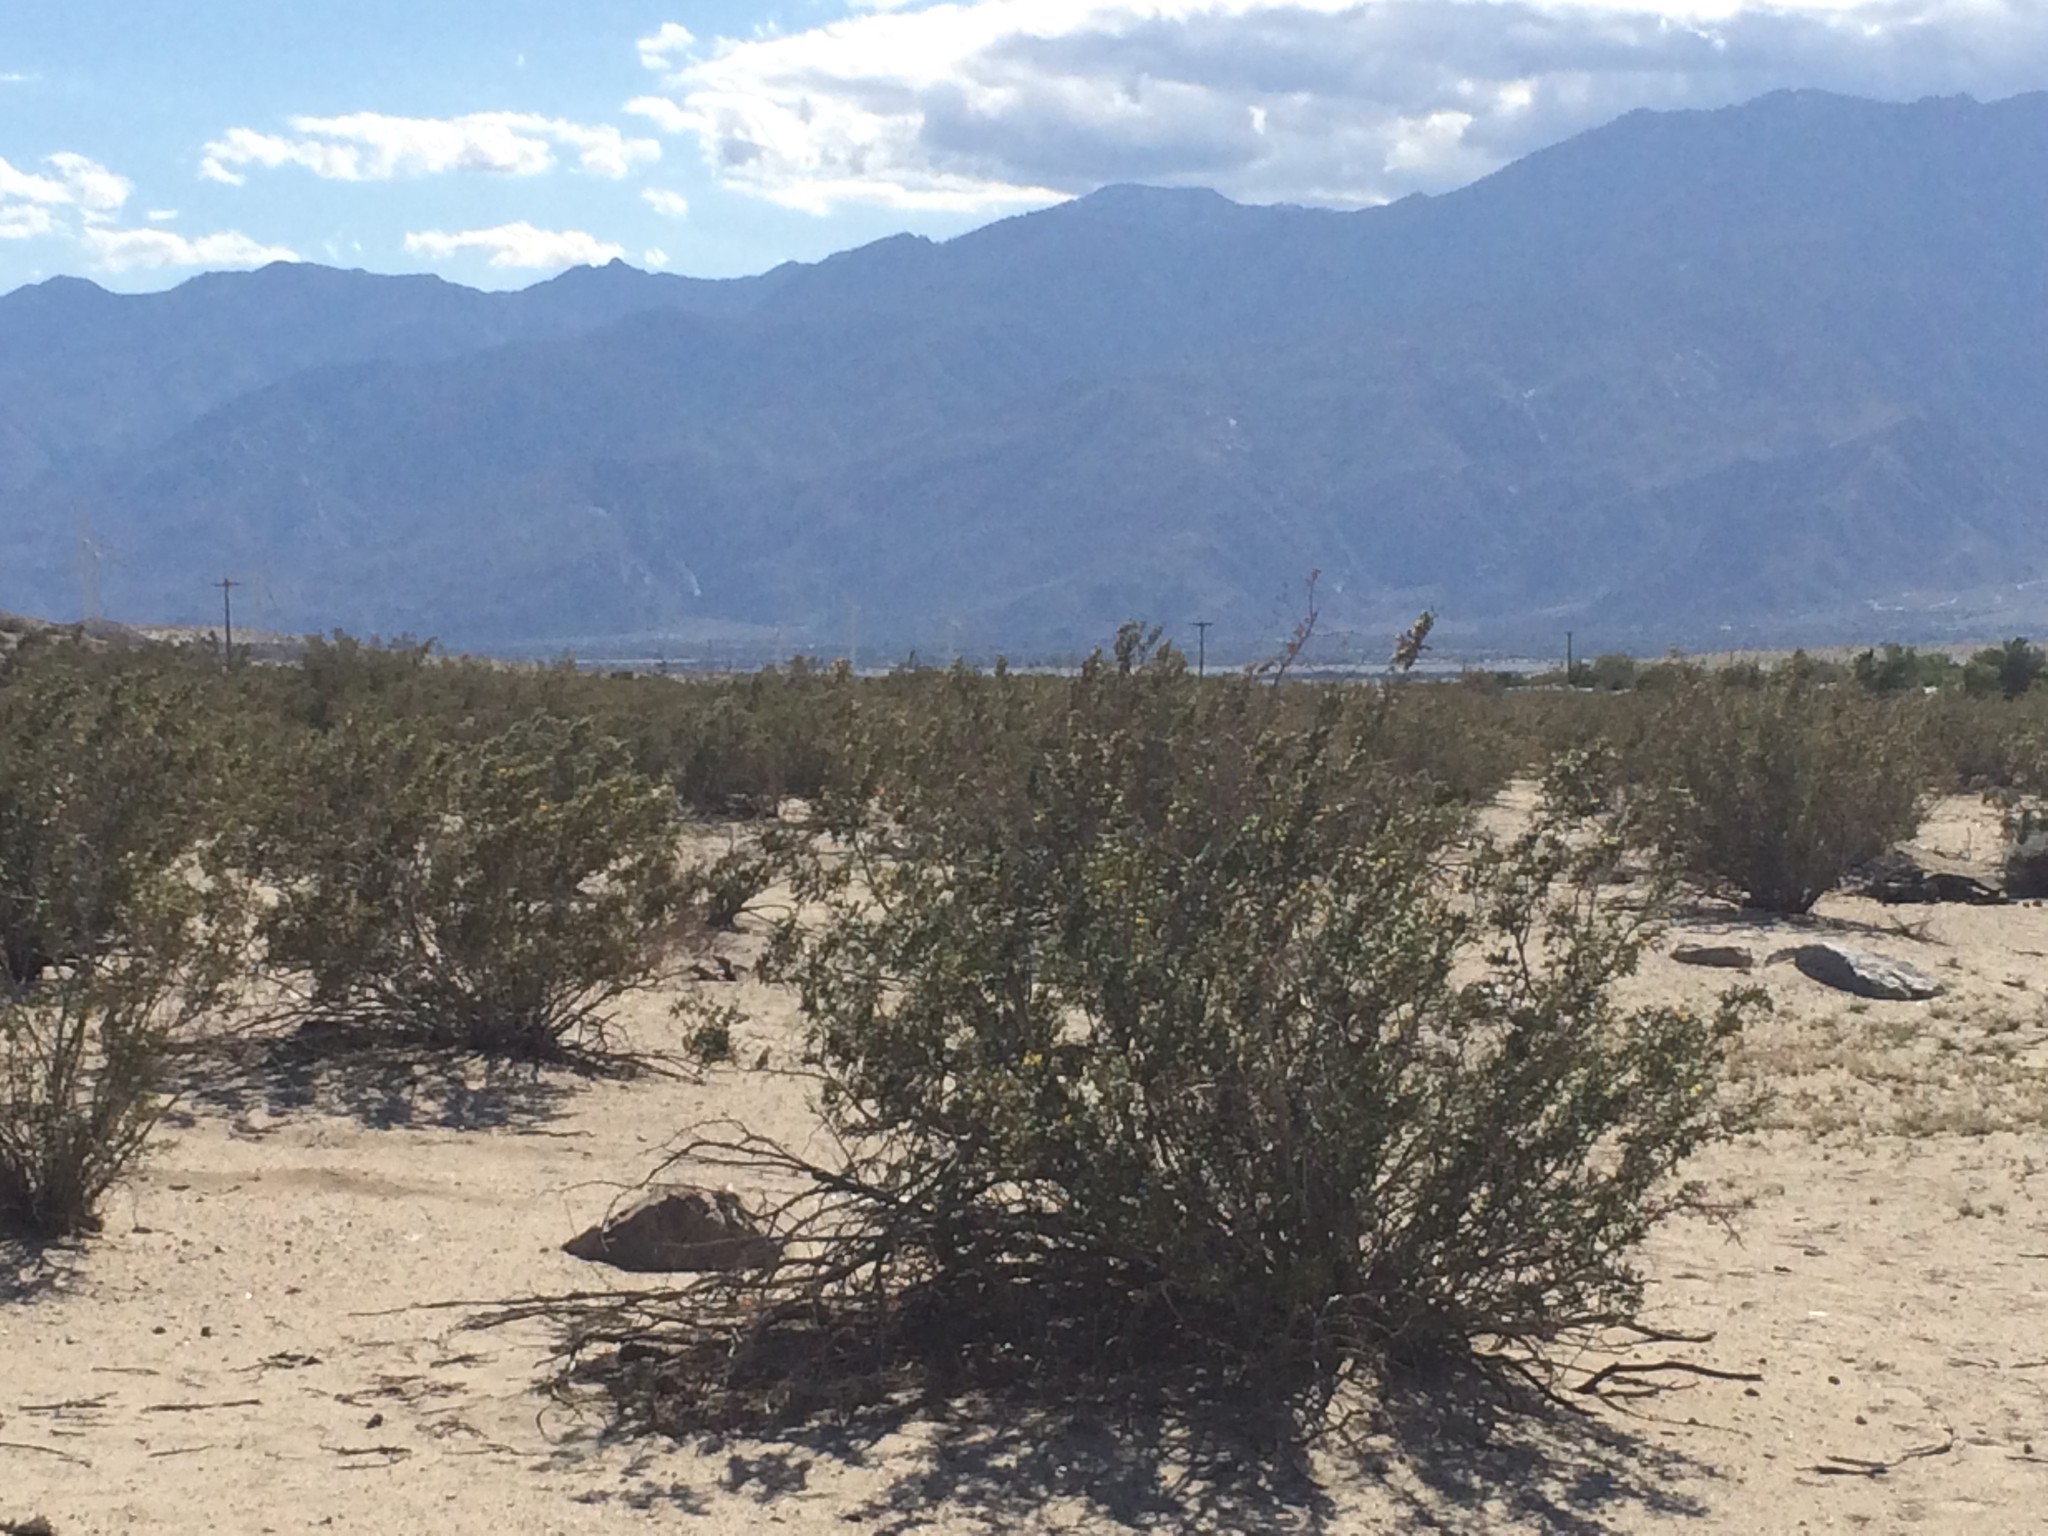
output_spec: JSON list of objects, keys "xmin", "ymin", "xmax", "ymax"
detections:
[
  {"xmin": 1631, "ymin": 676, "xmax": 1932, "ymax": 913},
  {"xmin": 1, "ymin": 897, "xmax": 242, "ymax": 1237},
  {"xmin": 563, "ymin": 633, "xmax": 1758, "ymax": 1431},
  {"xmin": 0, "ymin": 656, "xmax": 244, "ymax": 1237},
  {"xmin": 253, "ymin": 715, "xmax": 685, "ymax": 1059}
]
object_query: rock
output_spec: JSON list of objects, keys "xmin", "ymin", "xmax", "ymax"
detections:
[
  {"xmin": 563, "ymin": 1187, "xmax": 780, "ymax": 1274},
  {"xmin": 1671, "ymin": 943, "xmax": 1756, "ymax": 971},
  {"xmin": 1782, "ymin": 943, "xmax": 1943, "ymax": 1001},
  {"xmin": 1857, "ymin": 850, "xmax": 2003, "ymax": 905},
  {"xmin": 2005, "ymin": 834, "xmax": 2048, "ymax": 901}
]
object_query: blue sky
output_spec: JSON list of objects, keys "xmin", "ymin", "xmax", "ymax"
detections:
[{"xmin": 5, "ymin": 0, "xmax": 2045, "ymax": 295}]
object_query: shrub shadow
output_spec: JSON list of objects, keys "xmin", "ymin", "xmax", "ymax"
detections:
[
  {"xmin": 0, "ymin": 1234, "xmax": 78, "ymax": 1304},
  {"xmin": 169, "ymin": 1022, "xmax": 641, "ymax": 1133},
  {"xmin": 557, "ymin": 1346, "xmax": 1716, "ymax": 1535}
]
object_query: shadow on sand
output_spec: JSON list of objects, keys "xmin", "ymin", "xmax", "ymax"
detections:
[
  {"xmin": 0, "ymin": 1234, "xmax": 80, "ymax": 1305},
  {"xmin": 167, "ymin": 1020, "xmax": 646, "ymax": 1134},
  {"xmin": 547, "ymin": 1352, "xmax": 1715, "ymax": 1534}
]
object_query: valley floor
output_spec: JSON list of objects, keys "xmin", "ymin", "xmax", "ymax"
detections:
[{"xmin": 6, "ymin": 800, "xmax": 2048, "ymax": 1535}]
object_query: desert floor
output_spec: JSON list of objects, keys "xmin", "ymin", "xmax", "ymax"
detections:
[{"xmin": 6, "ymin": 797, "xmax": 2047, "ymax": 1535}]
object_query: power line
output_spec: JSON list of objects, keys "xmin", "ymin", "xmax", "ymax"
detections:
[{"xmin": 217, "ymin": 577, "xmax": 240, "ymax": 670}]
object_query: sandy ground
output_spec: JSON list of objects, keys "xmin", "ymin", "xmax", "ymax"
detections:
[{"xmin": 7, "ymin": 797, "xmax": 2048, "ymax": 1534}]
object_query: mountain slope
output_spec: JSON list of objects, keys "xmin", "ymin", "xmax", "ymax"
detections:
[{"xmin": 6, "ymin": 88, "xmax": 2048, "ymax": 654}]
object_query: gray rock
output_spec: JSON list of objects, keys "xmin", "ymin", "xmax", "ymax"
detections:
[
  {"xmin": 2005, "ymin": 834, "xmax": 2048, "ymax": 901},
  {"xmin": 1783, "ymin": 943, "xmax": 1943, "ymax": 1001},
  {"xmin": 1671, "ymin": 943, "xmax": 1756, "ymax": 971},
  {"xmin": 1858, "ymin": 850, "xmax": 2003, "ymax": 905},
  {"xmin": 563, "ymin": 1186, "xmax": 780, "ymax": 1274}
]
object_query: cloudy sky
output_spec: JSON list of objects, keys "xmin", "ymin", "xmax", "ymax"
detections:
[{"xmin": 2, "ymin": 0, "xmax": 2043, "ymax": 294}]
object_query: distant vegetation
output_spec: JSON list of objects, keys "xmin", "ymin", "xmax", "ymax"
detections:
[{"xmin": 4, "ymin": 619, "xmax": 2045, "ymax": 1431}]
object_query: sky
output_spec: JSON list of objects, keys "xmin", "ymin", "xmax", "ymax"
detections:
[{"xmin": 3, "ymin": 0, "xmax": 2045, "ymax": 295}]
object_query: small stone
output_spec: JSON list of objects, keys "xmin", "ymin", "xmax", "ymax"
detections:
[
  {"xmin": 563, "ymin": 1186, "xmax": 781, "ymax": 1274},
  {"xmin": 1672, "ymin": 943, "xmax": 1756, "ymax": 971}
]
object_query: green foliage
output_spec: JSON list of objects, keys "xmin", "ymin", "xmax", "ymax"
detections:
[
  {"xmin": 253, "ymin": 715, "xmax": 685, "ymax": 1058},
  {"xmin": 684, "ymin": 843, "xmax": 774, "ymax": 932},
  {"xmin": 634, "ymin": 642, "xmax": 1754, "ymax": 1426},
  {"xmin": 0, "ymin": 654, "xmax": 227, "ymax": 986},
  {"xmin": 681, "ymin": 1004, "xmax": 739, "ymax": 1066},
  {"xmin": 1578, "ymin": 652, "xmax": 1640, "ymax": 691},
  {"xmin": 0, "ymin": 651, "xmax": 245, "ymax": 1237},
  {"xmin": 1632, "ymin": 677, "xmax": 1932, "ymax": 913},
  {"xmin": 1851, "ymin": 643, "xmax": 1956, "ymax": 695},
  {"xmin": 1, "ymin": 892, "xmax": 242, "ymax": 1237},
  {"xmin": 1962, "ymin": 637, "xmax": 2048, "ymax": 701}
]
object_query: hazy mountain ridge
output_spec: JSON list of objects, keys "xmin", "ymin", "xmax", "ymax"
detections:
[{"xmin": 6, "ymin": 88, "xmax": 2048, "ymax": 654}]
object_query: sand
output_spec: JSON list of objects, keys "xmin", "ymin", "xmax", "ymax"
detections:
[{"xmin": 6, "ymin": 795, "xmax": 2048, "ymax": 1534}]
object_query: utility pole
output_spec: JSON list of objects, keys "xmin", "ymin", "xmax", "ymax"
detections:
[
  {"xmin": 1565, "ymin": 630, "xmax": 1574, "ymax": 688},
  {"xmin": 217, "ymin": 577, "xmax": 240, "ymax": 670},
  {"xmin": 1194, "ymin": 620, "xmax": 1212, "ymax": 679}
]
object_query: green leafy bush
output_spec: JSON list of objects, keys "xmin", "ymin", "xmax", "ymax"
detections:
[
  {"xmin": 0, "ymin": 656, "xmax": 244, "ymax": 1236},
  {"xmin": 1, "ymin": 887, "xmax": 242, "ymax": 1237},
  {"xmin": 594, "ymin": 639, "xmax": 1754, "ymax": 1427},
  {"xmin": 254, "ymin": 715, "xmax": 684, "ymax": 1058},
  {"xmin": 0, "ymin": 656, "xmax": 225, "ymax": 987},
  {"xmin": 1962, "ymin": 638, "xmax": 2048, "ymax": 701},
  {"xmin": 1632, "ymin": 677, "xmax": 1931, "ymax": 912}
]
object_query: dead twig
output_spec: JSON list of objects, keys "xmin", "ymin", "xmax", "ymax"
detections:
[
  {"xmin": 0, "ymin": 1439, "xmax": 91, "ymax": 1466},
  {"xmin": 143, "ymin": 1398, "xmax": 262, "ymax": 1414},
  {"xmin": 1804, "ymin": 1426, "xmax": 1956, "ymax": 1478},
  {"xmin": 1573, "ymin": 1359, "xmax": 1765, "ymax": 1395},
  {"xmin": 324, "ymin": 1443, "xmax": 413, "ymax": 1463},
  {"xmin": 17, "ymin": 1396, "xmax": 110, "ymax": 1414}
]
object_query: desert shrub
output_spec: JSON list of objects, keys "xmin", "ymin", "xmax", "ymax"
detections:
[
  {"xmin": 586, "ymin": 635, "xmax": 1755, "ymax": 1429},
  {"xmin": 1851, "ymin": 643, "xmax": 1955, "ymax": 695},
  {"xmin": 1631, "ymin": 677, "xmax": 1932, "ymax": 913},
  {"xmin": 684, "ymin": 843, "xmax": 775, "ymax": 932},
  {"xmin": 0, "ymin": 655, "xmax": 228, "ymax": 987},
  {"xmin": 1916, "ymin": 691, "xmax": 2048, "ymax": 791},
  {"xmin": 1, "ymin": 881, "xmax": 242, "ymax": 1237},
  {"xmin": 1581, "ymin": 652, "xmax": 1640, "ymax": 691},
  {"xmin": 253, "ymin": 715, "xmax": 684, "ymax": 1059},
  {"xmin": 1962, "ymin": 638, "xmax": 2048, "ymax": 701},
  {"xmin": 0, "ymin": 657, "xmax": 244, "ymax": 1236},
  {"xmin": 1355, "ymin": 681, "xmax": 1536, "ymax": 804}
]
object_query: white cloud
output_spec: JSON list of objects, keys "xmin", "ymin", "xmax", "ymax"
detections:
[
  {"xmin": 0, "ymin": 154, "xmax": 69, "ymax": 206},
  {"xmin": 625, "ymin": 95, "xmax": 694, "ymax": 134},
  {"xmin": 644, "ymin": 247, "xmax": 671, "ymax": 267},
  {"xmin": 0, "ymin": 151, "xmax": 133, "ymax": 243},
  {"xmin": 47, "ymin": 152, "xmax": 132, "ymax": 220},
  {"xmin": 0, "ymin": 71, "xmax": 35, "ymax": 85},
  {"xmin": 403, "ymin": 221, "xmax": 626, "ymax": 269},
  {"xmin": 642, "ymin": 186, "xmax": 691, "ymax": 217},
  {"xmin": 630, "ymin": 0, "xmax": 2048, "ymax": 213},
  {"xmin": 638, "ymin": 21, "xmax": 698, "ymax": 73},
  {"xmin": 83, "ymin": 225, "xmax": 298, "ymax": 272},
  {"xmin": 201, "ymin": 112, "xmax": 659, "ymax": 185},
  {"xmin": 0, "ymin": 203, "xmax": 56, "ymax": 240},
  {"xmin": 146, "ymin": 208, "xmax": 178, "ymax": 223}
]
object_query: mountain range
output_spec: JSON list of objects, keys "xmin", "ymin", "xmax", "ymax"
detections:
[{"xmin": 5, "ymin": 88, "xmax": 2048, "ymax": 660}]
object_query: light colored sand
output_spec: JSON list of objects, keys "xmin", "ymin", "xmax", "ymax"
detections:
[{"xmin": 7, "ymin": 796, "xmax": 2048, "ymax": 1534}]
